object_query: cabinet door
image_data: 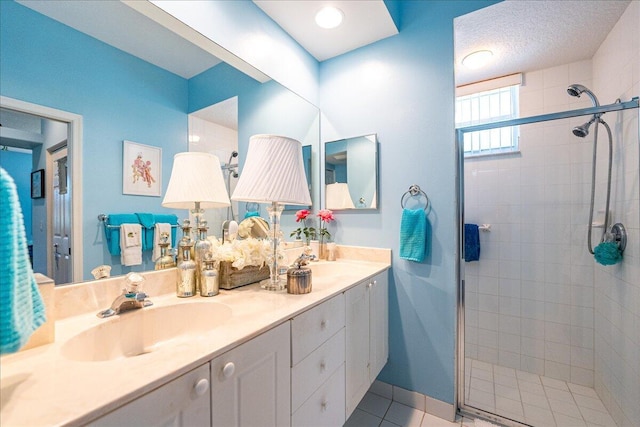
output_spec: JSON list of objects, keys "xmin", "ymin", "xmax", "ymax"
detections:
[
  {"xmin": 210, "ymin": 321, "xmax": 291, "ymax": 427},
  {"xmin": 345, "ymin": 280, "xmax": 370, "ymax": 418},
  {"xmin": 369, "ymin": 272, "xmax": 389, "ymax": 383},
  {"xmin": 88, "ymin": 363, "xmax": 210, "ymax": 426}
]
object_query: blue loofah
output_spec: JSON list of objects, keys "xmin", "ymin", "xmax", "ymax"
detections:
[{"xmin": 594, "ymin": 241, "xmax": 622, "ymax": 266}]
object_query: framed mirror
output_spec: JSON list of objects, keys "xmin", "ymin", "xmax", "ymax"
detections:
[{"xmin": 325, "ymin": 134, "xmax": 378, "ymax": 210}]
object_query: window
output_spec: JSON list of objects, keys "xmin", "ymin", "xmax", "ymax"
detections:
[{"xmin": 456, "ymin": 84, "xmax": 520, "ymax": 157}]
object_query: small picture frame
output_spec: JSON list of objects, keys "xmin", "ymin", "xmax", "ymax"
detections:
[
  {"xmin": 31, "ymin": 169, "xmax": 44, "ymax": 199},
  {"xmin": 122, "ymin": 140, "xmax": 162, "ymax": 197}
]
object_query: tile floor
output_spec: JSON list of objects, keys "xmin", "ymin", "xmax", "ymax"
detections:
[
  {"xmin": 463, "ymin": 358, "xmax": 617, "ymax": 426},
  {"xmin": 344, "ymin": 391, "xmax": 463, "ymax": 427}
]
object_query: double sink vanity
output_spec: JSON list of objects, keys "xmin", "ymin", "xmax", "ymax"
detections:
[{"xmin": 0, "ymin": 246, "xmax": 390, "ymax": 426}]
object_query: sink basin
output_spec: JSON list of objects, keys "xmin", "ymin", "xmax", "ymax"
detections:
[{"xmin": 61, "ymin": 302, "xmax": 232, "ymax": 362}]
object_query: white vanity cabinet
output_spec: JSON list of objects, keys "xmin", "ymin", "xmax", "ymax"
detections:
[
  {"xmin": 345, "ymin": 271, "xmax": 389, "ymax": 418},
  {"xmin": 210, "ymin": 321, "xmax": 291, "ymax": 427},
  {"xmin": 88, "ymin": 363, "xmax": 211, "ymax": 426},
  {"xmin": 290, "ymin": 294, "xmax": 346, "ymax": 427}
]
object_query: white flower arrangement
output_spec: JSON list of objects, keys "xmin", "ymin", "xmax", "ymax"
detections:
[{"xmin": 207, "ymin": 237, "xmax": 271, "ymax": 270}]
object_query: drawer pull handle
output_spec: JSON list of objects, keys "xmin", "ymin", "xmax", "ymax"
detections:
[
  {"xmin": 194, "ymin": 378, "xmax": 209, "ymax": 396},
  {"xmin": 320, "ymin": 361, "xmax": 326, "ymax": 372},
  {"xmin": 367, "ymin": 282, "xmax": 373, "ymax": 288},
  {"xmin": 373, "ymin": 280, "xmax": 377, "ymax": 286},
  {"xmin": 320, "ymin": 320, "xmax": 327, "ymax": 330},
  {"xmin": 321, "ymin": 399, "xmax": 328, "ymax": 411},
  {"xmin": 223, "ymin": 362, "xmax": 235, "ymax": 378}
]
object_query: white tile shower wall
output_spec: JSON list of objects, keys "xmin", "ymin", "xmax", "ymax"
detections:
[
  {"xmin": 464, "ymin": 59, "xmax": 599, "ymax": 386},
  {"xmin": 591, "ymin": 2, "xmax": 640, "ymax": 426},
  {"xmin": 465, "ymin": 3, "xmax": 640, "ymax": 425}
]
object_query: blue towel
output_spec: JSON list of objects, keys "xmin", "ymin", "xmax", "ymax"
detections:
[
  {"xmin": 105, "ymin": 214, "xmax": 139, "ymax": 255},
  {"xmin": 400, "ymin": 208, "xmax": 427, "ymax": 262},
  {"xmin": 0, "ymin": 168, "xmax": 46, "ymax": 354},
  {"xmin": 135, "ymin": 213, "xmax": 155, "ymax": 251},
  {"xmin": 464, "ymin": 223, "xmax": 480, "ymax": 262},
  {"xmin": 244, "ymin": 211, "xmax": 260, "ymax": 219}
]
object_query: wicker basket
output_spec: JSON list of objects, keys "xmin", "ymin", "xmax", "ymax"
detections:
[{"xmin": 218, "ymin": 261, "xmax": 270, "ymax": 289}]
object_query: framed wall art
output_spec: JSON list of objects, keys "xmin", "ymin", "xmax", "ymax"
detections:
[
  {"xmin": 122, "ymin": 140, "xmax": 162, "ymax": 197},
  {"xmin": 31, "ymin": 169, "xmax": 45, "ymax": 199}
]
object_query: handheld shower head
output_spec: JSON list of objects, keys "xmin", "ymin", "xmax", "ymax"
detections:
[
  {"xmin": 567, "ymin": 84, "xmax": 600, "ymax": 107},
  {"xmin": 573, "ymin": 117, "xmax": 597, "ymax": 138}
]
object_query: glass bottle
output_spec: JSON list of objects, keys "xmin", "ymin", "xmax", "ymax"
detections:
[
  {"xmin": 200, "ymin": 257, "xmax": 219, "ymax": 297},
  {"xmin": 155, "ymin": 234, "xmax": 176, "ymax": 270},
  {"xmin": 176, "ymin": 242, "xmax": 196, "ymax": 297},
  {"xmin": 177, "ymin": 219, "xmax": 194, "ymax": 263},
  {"xmin": 194, "ymin": 220, "xmax": 212, "ymax": 293},
  {"xmin": 158, "ymin": 245, "xmax": 176, "ymax": 270}
]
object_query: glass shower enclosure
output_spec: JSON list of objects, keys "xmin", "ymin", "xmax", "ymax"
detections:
[{"xmin": 456, "ymin": 98, "xmax": 639, "ymax": 426}]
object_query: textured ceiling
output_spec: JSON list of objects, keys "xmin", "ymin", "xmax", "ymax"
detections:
[{"xmin": 454, "ymin": 0, "xmax": 632, "ymax": 86}]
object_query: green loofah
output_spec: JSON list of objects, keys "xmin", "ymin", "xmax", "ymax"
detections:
[{"xmin": 594, "ymin": 241, "xmax": 622, "ymax": 266}]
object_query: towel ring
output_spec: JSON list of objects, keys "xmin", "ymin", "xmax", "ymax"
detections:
[
  {"xmin": 400, "ymin": 185, "xmax": 430, "ymax": 212},
  {"xmin": 245, "ymin": 202, "xmax": 260, "ymax": 212}
]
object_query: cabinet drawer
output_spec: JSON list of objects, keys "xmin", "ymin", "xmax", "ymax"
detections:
[
  {"xmin": 291, "ymin": 293, "xmax": 345, "ymax": 365},
  {"xmin": 291, "ymin": 364, "xmax": 345, "ymax": 427},
  {"xmin": 291, "ymin": 328, "xmax": 345, "ymax": 412}
]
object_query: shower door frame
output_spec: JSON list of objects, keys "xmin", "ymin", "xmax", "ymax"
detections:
[{"xmin": 455, "ymin": 97, "xmax": 639, "ymax": 425}]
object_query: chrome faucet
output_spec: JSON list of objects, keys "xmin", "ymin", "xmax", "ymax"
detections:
[{"xmin": 97, "ymin": 272, "xmax": 153, "ymax": 318}]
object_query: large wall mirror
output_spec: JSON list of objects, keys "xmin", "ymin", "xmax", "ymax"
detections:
[
  {"xmin": 325, "ymin": 134, "xmax": 378, "ymax": 210},
  {"xmin": 1, "ymin": 1, "xmax": 319, "ymax": 284}
]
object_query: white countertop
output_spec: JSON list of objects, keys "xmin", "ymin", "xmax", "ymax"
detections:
[{"xmin": 0, "ymin": 258, "xmax": 390, "ymax": 427}]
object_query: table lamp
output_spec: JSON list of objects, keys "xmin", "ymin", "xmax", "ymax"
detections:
[{"xmin": 231, "ymin": 135, "xmax": 312, "ymax": 291}]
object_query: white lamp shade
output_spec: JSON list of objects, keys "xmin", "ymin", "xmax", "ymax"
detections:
[
  {"xmin": 231, "ymin": 135, "xmax": 312, "ymax": 205},
  {"xmin": 326, "ymin": 182, "xmax": 355, "ymax": 209},
  {"xmin": 162, "ymin": 152, "xmax": 230, "ymax": 209}
]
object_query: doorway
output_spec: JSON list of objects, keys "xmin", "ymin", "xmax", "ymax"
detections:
[{"xmin": 0, "ymin": 96, "xmax": 83, "ymax": 283}]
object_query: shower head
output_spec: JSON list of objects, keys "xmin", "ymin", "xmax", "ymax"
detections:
[
  {"xmin": 227, "ymin": 150, "xmax": 238, "ymax": 165},
  {"xmin": 572, "ymin": 117, "xmax": 597, "ymax": 138},
  {"xmin": 567, "ymin": 84, "xmax": 600, "ymax": 107}
]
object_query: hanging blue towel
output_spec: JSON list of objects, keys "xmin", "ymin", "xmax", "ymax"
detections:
[
  {"xmin": 244, "ymin": 211, "xmax": 260, "ymax": 219},
  {"xmin": 0, "ymin": 168, "xmax": 46, "ymax": 354},
  {"xmin": 105, "ymin": 214, "xmax": 139, "ymax": 256},
  {"xmin": 400, "ymin": 208, "xmax": 427, "ymax": 262},
  {"xmin": 135, "ymin": 213, "xmax": 155, "ymax": 251},
  {"xmin": 464, "ymin": 223, "xmax": 480, "ymax": 262}
]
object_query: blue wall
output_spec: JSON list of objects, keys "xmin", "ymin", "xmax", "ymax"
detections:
[
  {"xmin": 0, "ymin": 1, "xmax": 188, "ymax": 279},
  {"xmin": 320, "ymin": 0, "xmax": 499, "ymax": 404},
  {"xmin": 0, "ymin": 151, "xmax": 33, "ymax": 242},
  {"xmin": 153, "ymin": 0, "xmax": 320, "ymax": 105}
]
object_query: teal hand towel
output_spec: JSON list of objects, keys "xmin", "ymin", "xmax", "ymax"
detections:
[
  {"xmin": 135, "ymin": 213, "xmax": 155, "ymax": 251},
  {"xmin": 400, "ymin": 208, "xmax": 427, "ymax": 262},
  {"xmin": 0, "ymin": 168, "xmax": 46, "ymax": 354}
]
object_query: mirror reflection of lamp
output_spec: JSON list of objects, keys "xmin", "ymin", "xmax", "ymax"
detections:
[
  {"xmin": 325, "ymin": 182, "xmax": 355, "ymax": 210},
  {"xmin": 162, "ymin": 152, "xmax": 231, "ymax": 226},
  {"xmin": 231, "ymin": 135, "xmax": 311, "ymax": 291}
]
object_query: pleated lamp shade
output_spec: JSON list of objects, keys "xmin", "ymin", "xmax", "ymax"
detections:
[
  {"xmin": 325, "ymin": 182, "xmax": 355, "ymax": 209},
  {"xmin": 162, "ymin": 152, "xmax": 230, "ymax": 209},
  {"xmin": 231, "ymin": 135, "xmax": 312, "ymax": 205}
]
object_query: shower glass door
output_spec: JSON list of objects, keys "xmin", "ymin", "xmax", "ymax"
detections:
[{"xmin": 458, "ymin": 104, "xmax": 639, "ymax": 426}]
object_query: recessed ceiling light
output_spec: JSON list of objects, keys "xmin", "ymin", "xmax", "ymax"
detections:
[
  {"xmin": 315, "ymin": 6, "xmax": 344, "ymax": 29},
  {"xmin": 462, "ymin": 50, "xmax": 493, "ymax": 70}
]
